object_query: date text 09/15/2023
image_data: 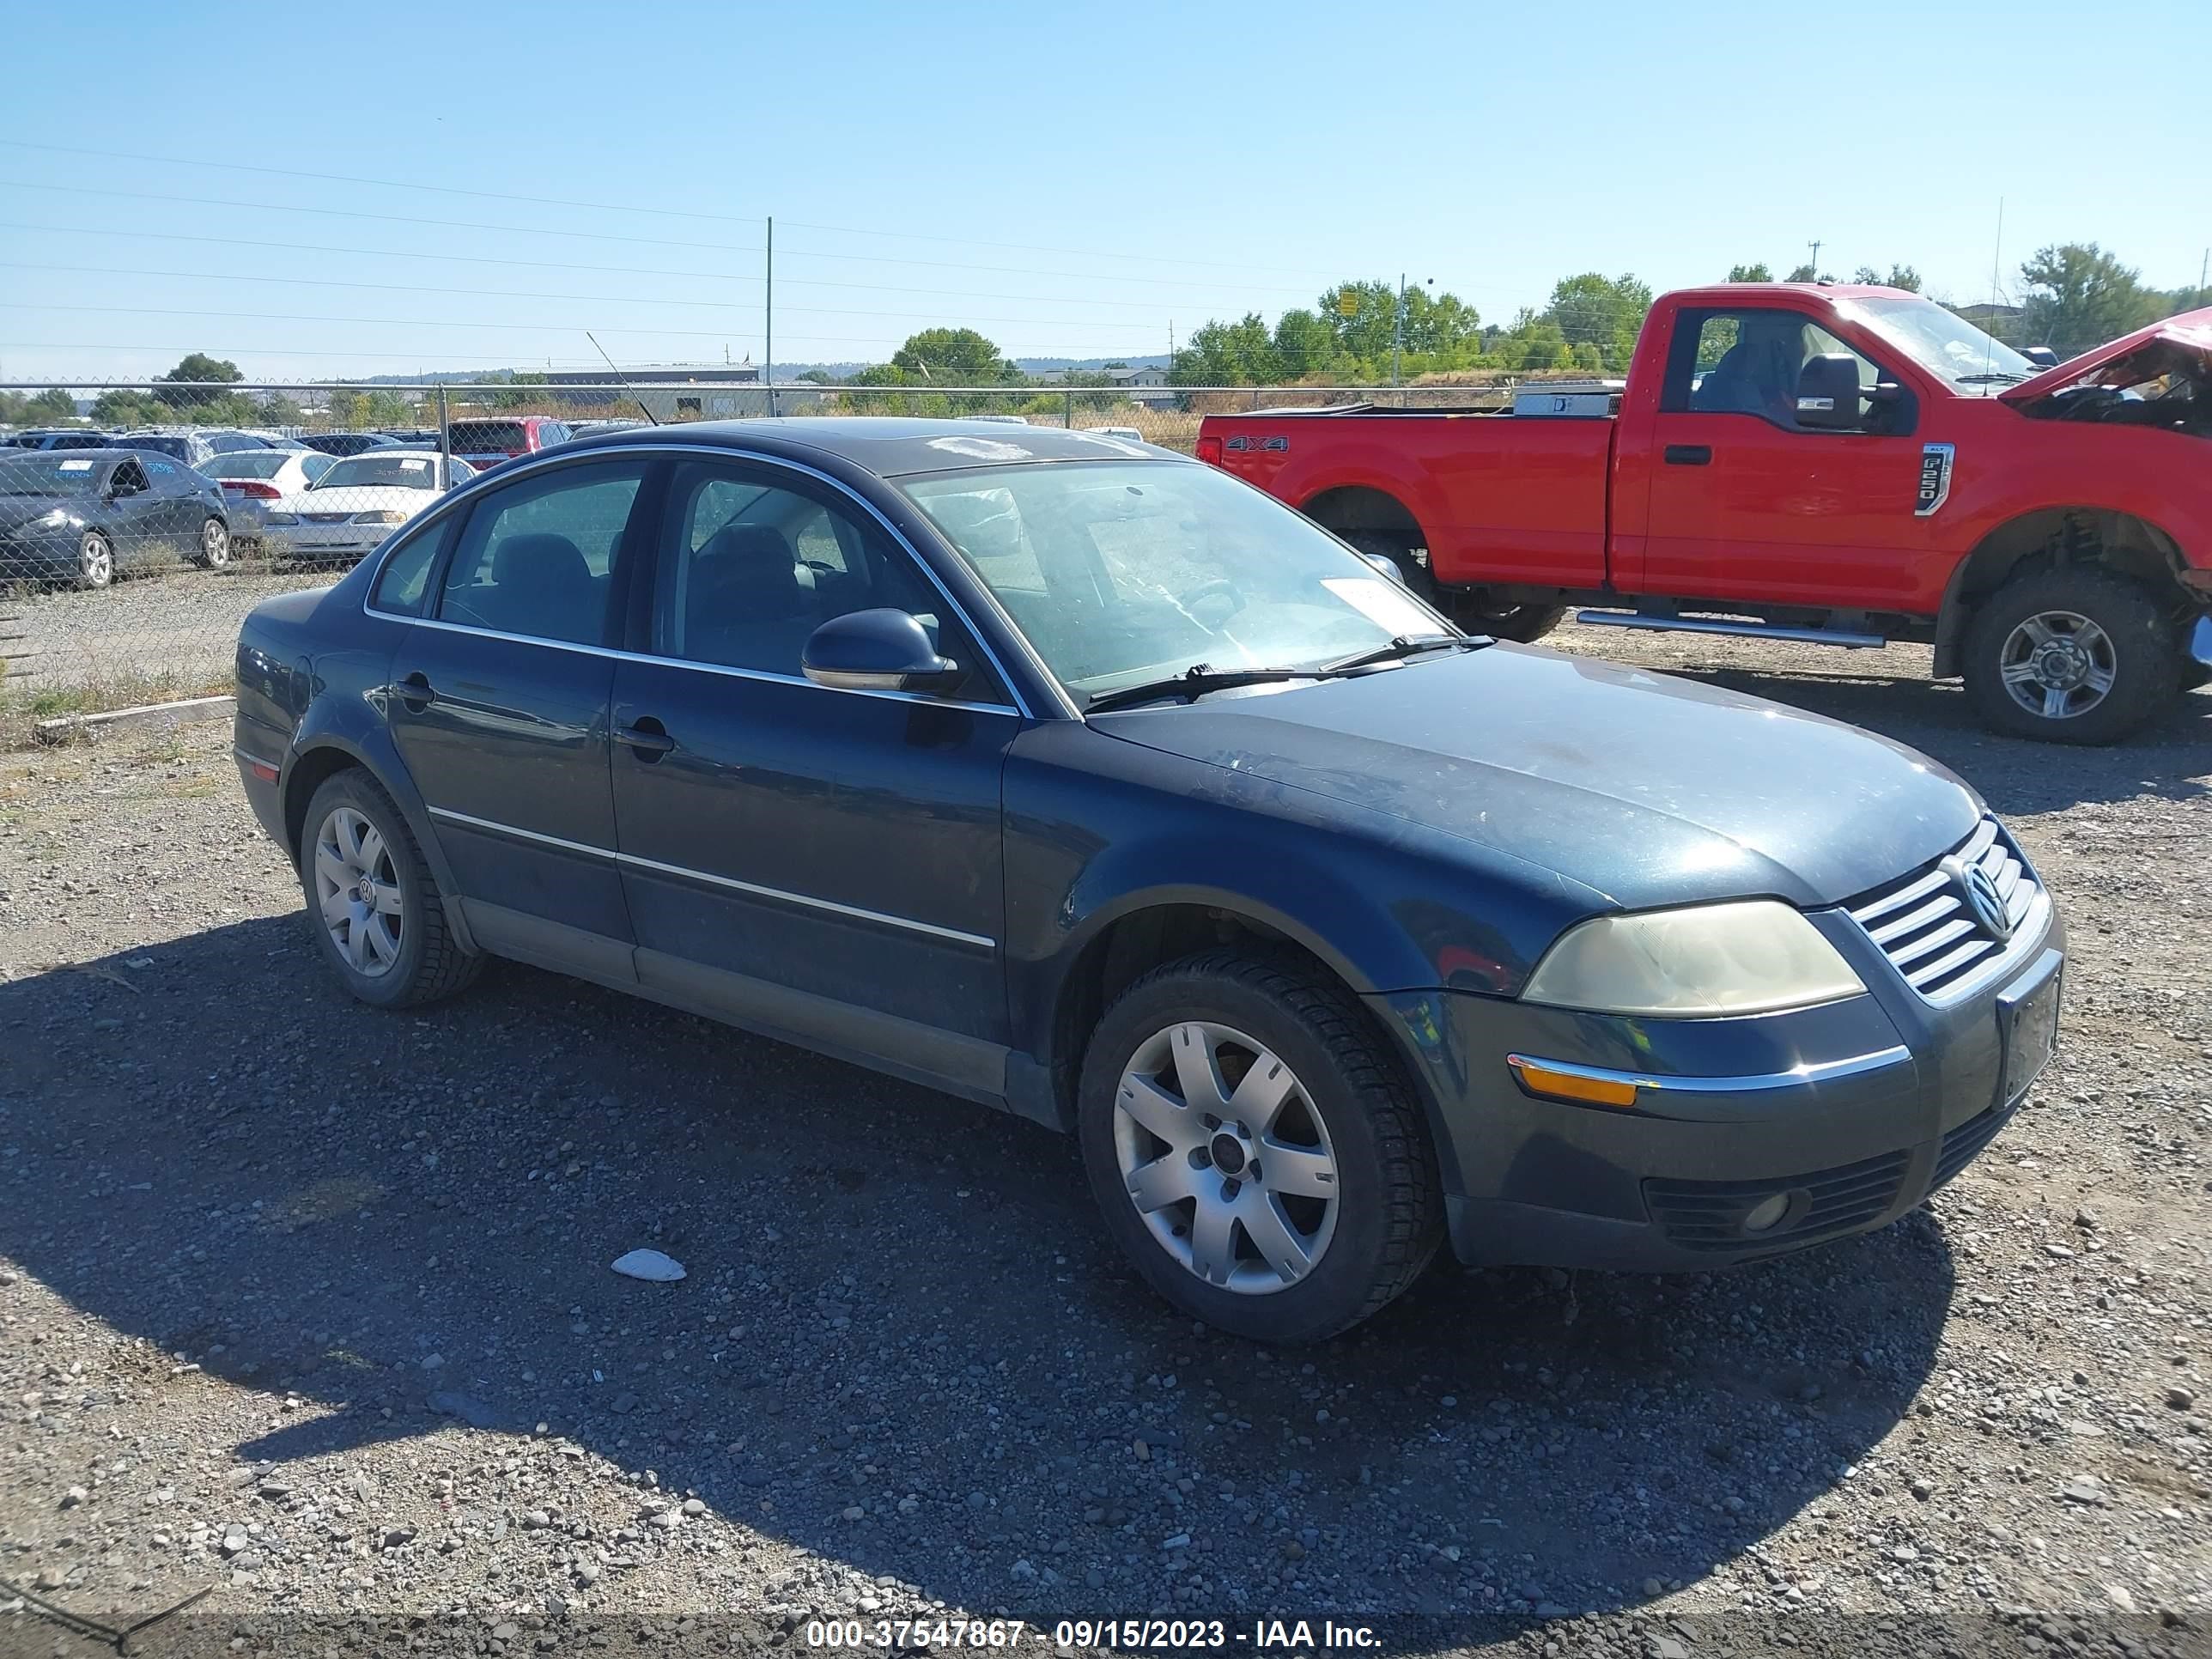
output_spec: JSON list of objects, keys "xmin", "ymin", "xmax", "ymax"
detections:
[{"xmin": 804, "ymin": 1620, "xmax": 1382, "ymax": 1652}]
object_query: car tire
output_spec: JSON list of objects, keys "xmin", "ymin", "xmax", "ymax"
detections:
[
  {"xmin": 1962, "ymin": 566, "xmax": 2179, "ymax": 744},
  {"xmin": 1077, "ymin": 949, "xmax": 1443, "ymax": 1343},
  {"xmin": 196, "ymin": 516, "xmax": 232, "ymax": 569},
  {"xmin": 75, "ymin": 529, "xmax": 114, "ymax": 589},
  {"xmin": 301, "ymin": 769, "xmax": 482, "ymax": 1010}
]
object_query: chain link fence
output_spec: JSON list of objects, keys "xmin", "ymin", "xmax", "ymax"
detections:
[{"xmin": 0, "ymin": 376, "xmax": 1540, "ymax": 740}]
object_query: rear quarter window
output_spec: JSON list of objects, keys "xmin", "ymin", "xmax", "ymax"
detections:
[{"xmin": 371, "ymin": 521, "xmax": 450, "ymax": 617}]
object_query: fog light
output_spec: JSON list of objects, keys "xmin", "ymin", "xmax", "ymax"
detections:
[{"xmin": 1741, "ymin": 1193, "xmax": 1791, "ymax": 1233}]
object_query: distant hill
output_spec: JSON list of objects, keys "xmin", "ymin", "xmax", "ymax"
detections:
[{"xmin": 351, "ymin": 355, "xmax": 1172, "ymax": 386}]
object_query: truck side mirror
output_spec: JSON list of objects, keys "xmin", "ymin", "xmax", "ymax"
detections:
[
  {"xmin": 2021, "ymin": 346, "xmax": 2060, "ymax": 368},
  {"xmin": 1794, "ymin": 354, "xmax": 1865, "ymax": 430}
]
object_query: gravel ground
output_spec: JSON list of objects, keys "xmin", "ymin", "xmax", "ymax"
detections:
[
  {"xmin": 2, "ymin": 563, "xmax": 331, "ymax": 692},
  {"xmin": 0, "ymin": 627, "xmax": 2208, "ymax": 1658}
]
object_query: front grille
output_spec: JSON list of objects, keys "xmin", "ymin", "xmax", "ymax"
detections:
[
  {"xmin": 302, "ymin": 512, "xmax": 353, "ymax": 525},
  {"xmin": 1930, "ymin": 1098, "xmax": 2020, "ymax": 1193},
  {"xmin": 1847, "ymin": 817, "xmax": 2043, "ymax": 1000},
  {"xmin": 1643, "ymin": 1149, "xmax": 1911, "ymax": 1257}
]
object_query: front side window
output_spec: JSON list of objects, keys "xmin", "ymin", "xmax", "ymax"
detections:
[
  {"xmin": 901, "ymin": 460, "xmax": 1450, "ymax": 703},
  {"xmin": 111, "ymin": 459, "xmax": 150, "ymax": 495},
  {"xmin": 1670, "ymin": 308, "xmax": 1894, "ymax": 430},
  {"xmin": 654, "ymin": 462, "xmax": 997, "ymax": 695},
  {"xmin": 437, "ymin": 462, "xmax": 645, "ymax": 645}
]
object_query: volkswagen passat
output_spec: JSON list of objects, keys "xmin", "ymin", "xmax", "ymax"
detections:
[{"xmin": 232, "ymin": 421, "xmax": 2063, "ymax": 1342}]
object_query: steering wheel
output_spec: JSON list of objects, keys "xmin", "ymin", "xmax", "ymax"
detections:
[{"xmin": 1178, "ymin": 578, "xmax": 1246, "ymax": 620}]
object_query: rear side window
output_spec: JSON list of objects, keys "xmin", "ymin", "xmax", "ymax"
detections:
[
  {"xmin": 437, "ymin": 462, "xmax": 646, "ymax": 645},
  {"xmin": 371, "ymin": 522, "xmax": 449, "ymax": 617},
  {"xmin": 447, "ymin": 420, "xmax": 528, "ymax": 453}
]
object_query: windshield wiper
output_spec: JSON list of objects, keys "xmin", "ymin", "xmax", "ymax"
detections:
[
  {"xmin": 1316, "ymin": 633, "xmax": 1480, "ymax": 674},
  {"xmin": 1084, "ymin": 663, "xmax": 1320, "ymax": 714},
  {"xmin": 1955, "ymin": 371, "xmax": 2033, "ymax": 386}
]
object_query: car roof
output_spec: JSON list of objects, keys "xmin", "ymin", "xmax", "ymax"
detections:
[{"xmin": 558, "ymin": 416, "xmax": 1180, "ymax": 478}]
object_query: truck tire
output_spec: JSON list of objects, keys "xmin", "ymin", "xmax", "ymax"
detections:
[
  {"xmin": 1339, "ymin": 532, "xmax": 1565, "ymax": 643},
  {"xmin": 1961, "ymin": 566, "xmax": 2179, "ymax": 744}
]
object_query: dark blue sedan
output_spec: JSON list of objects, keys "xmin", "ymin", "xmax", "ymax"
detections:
[{"xmin": 232, "ymin": 419, "xmax": 2063, "ymax": 1341}]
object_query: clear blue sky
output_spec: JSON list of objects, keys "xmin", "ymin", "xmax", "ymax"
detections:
[{"xmin": 2, "ymin": 0, "xmax": 2205, "ymax": 384}]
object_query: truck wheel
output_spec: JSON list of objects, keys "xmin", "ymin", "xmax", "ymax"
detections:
[
  {"xmin": 1962, "ymin": 566, "xmax": 2179, "ymax": 744},
  {"xmin": 1077, "ymin": 949, "xmax": 1443, "ymax": 1343},
  {"xmin": 1450, "ymin": 598, "xmax": 1567, "ymax": 644}
]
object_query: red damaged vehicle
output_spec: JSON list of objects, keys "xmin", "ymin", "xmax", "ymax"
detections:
[{"xmin": 1199, "ymin": 286, "xmax": 2212, "ymax": 742}]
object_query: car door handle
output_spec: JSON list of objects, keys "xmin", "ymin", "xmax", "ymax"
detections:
[
  {"xmin": 1663, "ymin": 444, "xmax": 1712, "ymax": 465},
  {"xmin": 397, "ymin": 672, "xmax": 438, "ymax": 708},
  {"xmin": 617, "ymin": 719, "xmax": 676, "ymax": 758}
]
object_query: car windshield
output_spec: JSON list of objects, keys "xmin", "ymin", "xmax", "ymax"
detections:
[
  {"xmin": 315, "ymin": 453, "xmax": 466, "ymax": 490},
  {"xmin": 205, "ymin": 452, "xmax": 292, "ymax": 479},
  {"xmin": 121, "ymin": 434, "xmax": 190, "ymax": 460},
  {"xmin": 0, "ymin": 454, "xmax": 105, "ymax": 495},
  {"xmin": 900, "ymin": 460, "xmax": 1454, "ymax": 702},
  {"xmin": 1846, "ymin": 295, "xmax": 2039, "ymax": 388}
]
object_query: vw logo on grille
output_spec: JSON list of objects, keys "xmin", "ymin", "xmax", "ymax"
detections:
[{"xmin": 1957, "ymin": 860, "xmax": 2012, "ymax": 941}]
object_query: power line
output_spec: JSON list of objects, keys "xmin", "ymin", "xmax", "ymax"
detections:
[
  {"xmin": 0, "ymin": 137, "xmax": 1348, "ymax": 280},
  {"xmin": 0, "ymin": 222, "xmax": 1230, "ymax": 312},
  {"xmin": 0, "ymin": 178, "xmax": 1322, "ymax": 295},
  {"xmin": 0, "ymin": 264, "xmax": 1170, "ymax": 332}
]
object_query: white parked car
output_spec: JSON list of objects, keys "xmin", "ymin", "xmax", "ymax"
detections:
[
  {"xmin": 263, "ymin": 449, "xmax": 474, "ymax": 563},
  {"xmin": 201, "ymin": 448, "xmax": 339, "ymax": 550}
]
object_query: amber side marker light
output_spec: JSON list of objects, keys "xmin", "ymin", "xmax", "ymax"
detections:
[{"xmin": 1506, "ymin": 1054, "xmax": 1639, "ymax": 1109}]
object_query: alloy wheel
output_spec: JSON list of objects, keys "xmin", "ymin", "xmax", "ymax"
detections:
[
  {"xmin": 313, "ymin": 805, "xmax": 404, "ymax": 975},
  {"xmin": 202, "ymin": 517, "xmax": 231, "ymax": 568},
  {"xmin": 1112, "ymin": 1020, "xmax": 1340, "ymax": 1294},
  {"xmin": 78, "ymin": 532, "xmax": 112, "ymax": 588},
  {"xmin": 1998, "ymin": 609, "xmax": 2116, "ymax": 720}
]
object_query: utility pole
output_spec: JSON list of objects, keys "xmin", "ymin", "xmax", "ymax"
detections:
[
  {"xmin": 1391, "ymin": 273, "xmax": 1406, "ymax": 388},
  {"xmin": 764, "ymin": 216, "xmax": 775, "ymax": 418},
  {"xmin": 1807, "ymin": 239, "xmax": 1823, "ymax": 276},
  {"xmin": 2201, "ymin": 246, "xmax": 2209, "ymax": 300}
]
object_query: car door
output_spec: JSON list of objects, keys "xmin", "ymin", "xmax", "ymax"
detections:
[
  {"xmin": 100, "ymin": 457, "xmax": 168, "ymax": 566},
  {"xmin": 139, "ymin": 457, "xmax": 200, "ymax": 549},
  {"xmin": 385, "ymin": 457, "xmax": 654, "ymax": 983},
  {"xmin": 608, "ymin": 458, "xmax": 1022, "ymax": 1100},
  {"xmin": 1638, "ymin": 305, "xmax": 1940, "ymax": 610}
]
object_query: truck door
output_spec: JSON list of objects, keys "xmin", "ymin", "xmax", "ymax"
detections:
[{"xmin": 1639, "ymin": 306, "xmax": 1940, "ymax": 611}]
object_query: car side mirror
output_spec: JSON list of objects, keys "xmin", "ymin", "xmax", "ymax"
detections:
[
  {"xmin": 1794, "ymin": 354, "xmax": 1865, "ymax": 430},
  {"xmin": 801, "ymin": 608, "xmax": 962, "ymax": 694}
]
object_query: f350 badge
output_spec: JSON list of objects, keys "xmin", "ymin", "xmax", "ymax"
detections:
[{"xmin": 1915, "ymin": 442, "xmax": 1955, "ymax": 516}]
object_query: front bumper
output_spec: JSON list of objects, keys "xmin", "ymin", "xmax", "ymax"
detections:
[
  {"xmin": 1377, "ymin": 884, "xmax": 2064, "ymax": 1274},
  {"xmin": 0, "ymin": 531, "xmax": 76, "ymax": 577}
]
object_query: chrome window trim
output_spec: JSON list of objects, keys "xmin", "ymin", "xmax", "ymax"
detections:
[
  {"xmin": 1509, "ymin": 1044, "xmax": 1911, "ymax": 1096},
  {"xmin": 360, "ymin": 441, "xmax": 1058, "ymax": 720},
  {"xmin": 427, "ymin": 805, "xmax": 996, "ymax": 951}
]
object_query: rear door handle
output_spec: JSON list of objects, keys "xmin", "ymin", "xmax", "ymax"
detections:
[
  {"xmin": 617, "ymin": 719, "xmax": 676, "ymax": 757},
  {"xmin": 1663, "ymin": 444, "xmax": 1712, "ymax": 465}
]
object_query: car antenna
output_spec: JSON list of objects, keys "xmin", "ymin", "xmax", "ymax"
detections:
[{"xmin": 586, "ymin": 331, "xmax": 659, "ymax": 427}]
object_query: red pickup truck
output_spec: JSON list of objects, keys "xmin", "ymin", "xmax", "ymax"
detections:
[{"xmin": 1199, "ymin": 284, "xmax": 2211, "ymax": 743}]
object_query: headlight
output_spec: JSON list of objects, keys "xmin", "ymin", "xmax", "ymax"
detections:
[
  {"xmin": 354, "ymin": 510, "xmax": 408, "ymax": 526},
  {"xmin": 264, "ymin": 512, "xmax": 299, "ymax": 526},
  {"xmin": 1522, "ymin": 900, "xmax": 1865, "ymax": 1017}
]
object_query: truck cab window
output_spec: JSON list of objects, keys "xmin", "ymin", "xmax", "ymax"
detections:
[{"xmin": 1674, "ymin": 309, "xmax": 1893, "ymax": 432}]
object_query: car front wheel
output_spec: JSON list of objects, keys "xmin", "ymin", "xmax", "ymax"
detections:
[
  {"xmin": 76, "ymin": 529, "xmax": 114, "ymax": 588},
  {"xmin": 301, "ymin": 770, "xmax": 481, "ymax": 1010},
  {"xmin": 1078, "ymin": 951, "xmax": 1442, "ymax": 1342}
]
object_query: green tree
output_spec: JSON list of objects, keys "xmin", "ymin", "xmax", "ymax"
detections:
[
  {"xmin": 1170, "ymin": 314, "xmax": 1281, "ymax": 386},
  {"xmin": 154, "ymin": 353, "xmax": 244, "ymax": 410},
  {"xmin": 2017, "ymin": 243, "xmax": 2166, "ymax": 355},
  {"xmin": 493, "ymin": 370, "xmax": 550, "ymax": 410},
  {"xmin": 22, "ymin": 387, "xmax": 80, "ymax": 423},
  {"xmin": 1850, "ymin": 264, "xmax": 1923, "ymax": 292},
  {"xmin": 1542, "ymin": 272, "xmax": 1651, "ymax": 369},
  {"xmin": 890, "ymin": 328, "xmax": 1012, "ymax": 382},
  {"xmin": 1725, "ymin": 263, "xmax": 1774, "ymax": 283},
  {"xmin": 1271, "ymin": 308, "xmax": 1340, "ymax": 379}
]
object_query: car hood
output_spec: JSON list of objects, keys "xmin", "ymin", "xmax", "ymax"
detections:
[
  {"xmin": 1999, "ymin": 306, "xmax": 2212, "ymax": 405},
  {"xmin": 1088, "ymin": 645, "xmax": 1982, "ymax": 911}
]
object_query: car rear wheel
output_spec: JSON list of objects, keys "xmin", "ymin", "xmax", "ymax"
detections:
[
  {"xmin": 1962, "ymin": 566, "xmax": 2179, "ymax": 744},
  {"xmin": 1078, "ymin": 950, "xmax": 1442, "ymax": 1342},
  {"xmin": 301, "ymin": 770, "xmax": 481, "ymax": 1010},
  {"xmin": 75, "ymin": 530, "xmax": 113, "ymax": 589},
  {"xmin": 196, "ymin": 516, "xmax": 231, "ymax": 569}
]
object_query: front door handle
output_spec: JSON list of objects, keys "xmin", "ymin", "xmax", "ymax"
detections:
[
  {"xmin": 617, "ymin": 718, "xmax": 677, "ymax": 758},
  {"xmin": 397, "ymin": 672, "xmax": 438, "ymax": 708},
  {"xmin": 1663, "ymin": 444, "xmax": 1712, "ymax": 465}
]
